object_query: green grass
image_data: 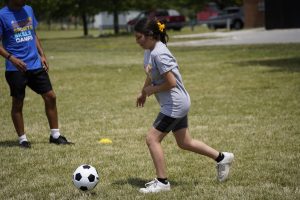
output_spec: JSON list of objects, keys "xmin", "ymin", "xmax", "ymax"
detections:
[{"xmin": 0, "ymin": 29, "xmax": 300, "ymax": 200}]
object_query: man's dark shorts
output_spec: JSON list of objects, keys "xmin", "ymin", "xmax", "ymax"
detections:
[
  {"xmin": 153, "ymin": 112, "xmax": 188, "ymax": 133},
  {"xmin": 5, "ymin": 68, "xmax": 53, "ymax": 99}
]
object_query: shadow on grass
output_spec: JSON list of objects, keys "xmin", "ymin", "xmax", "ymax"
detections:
[
  {"xmin": 0, "ymin": 140, "xmax": 19, "ymax": 147},
  {"xmin": 112, "ymin": 177, "xmax": 184, "ymax": 188},
  {"xmin": 112, "ymin": 177, "xmax": 146, "ymax": 188},
  {"xmin": 236, "ymin": 57, "xmax": 300, "ymax": 73},
  {"xmin": 0, "ymin": 140, "xmax": 64, "ymax": 148}
]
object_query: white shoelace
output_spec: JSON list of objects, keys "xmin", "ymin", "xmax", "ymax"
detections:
[{"xmin": 145, "ymin": 179, "xmax": 158, "ymax": 188}]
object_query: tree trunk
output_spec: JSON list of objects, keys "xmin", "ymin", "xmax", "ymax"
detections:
[
  {"xmin": 60, "ymin": 18, "xmax": 64, "ymax": 30},
  {"xmin": 81, "ymin": 12, "xmax": 88, "ymax": 36},
  {"xmin": 113, "ymin": 10, "xmax": 119, "ymax": 35},
  {"xmin": 47, "ymin": 18, "xmax": 51, "ymax": 31},
  {"xmin": 75, "ymin": 17, "xmax": 78, "ymax": 30}
]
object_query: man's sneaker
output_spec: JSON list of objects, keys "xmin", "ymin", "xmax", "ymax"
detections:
[
  {"xmin": 216, "ymin": 152, "xmax": 234, "ymax": 182},
  {"xmin": 139, "ymin": 178, "xmax": 171, "ymax": 193},
  {"xmin": 49, "ymin": 135, "xmax": 73, "ymax": 145},
  {"xmin": 19, "ymin": 141, "xmax": 31, "ymax": 148}
]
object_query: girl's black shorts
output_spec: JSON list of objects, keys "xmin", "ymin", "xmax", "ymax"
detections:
[
  {"xmin": 5, "ymin": 68, "xmax": 53, "ymax": 99},
  {"xmin": 153, "ymin": 112, "xmax": 188, "ymax": 133}
]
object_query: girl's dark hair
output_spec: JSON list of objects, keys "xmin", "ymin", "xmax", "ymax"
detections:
[{"xmin": 134, "ymin": 18, "xmax": 169, "ymax": 44}]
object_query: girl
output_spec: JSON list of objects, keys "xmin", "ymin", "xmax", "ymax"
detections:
[{"xmin": 134, "ymin": 18, "xmax": 234, "ymax": 193}]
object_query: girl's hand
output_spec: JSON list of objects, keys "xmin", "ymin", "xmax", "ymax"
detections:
[
  {"xmin": 136, "ymin": 93, "xmax": 147, "ymax": 107},
  {"xmin": 143, "ymin": 85, "xmax": 155, "ymax": 96},
  {"xmin": 142, "ymin": 71, "xmax": 176, "ymax": 96}
]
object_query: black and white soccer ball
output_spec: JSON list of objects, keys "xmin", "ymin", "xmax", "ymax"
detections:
[{"xmin": 72, "ymin": 164, "xmax": 99, "ymax": 191}]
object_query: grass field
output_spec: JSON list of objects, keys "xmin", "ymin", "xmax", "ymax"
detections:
[{"xmin": 0, "ymin": 28, "xmax": 300, "ymax": 200}]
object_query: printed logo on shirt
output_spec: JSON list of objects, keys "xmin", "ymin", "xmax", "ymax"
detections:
[
  {"xmin": 145, "ymin": 63, "xmax": 161, "ymax": 83},
  {"xmin": 11, "ymin": 17, "xmax": 34, "ymax": 43}
]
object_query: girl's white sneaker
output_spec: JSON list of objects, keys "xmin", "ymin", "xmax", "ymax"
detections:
[
  {"xmin": 216, "ymin": 152, "xmax": 234, "ymax": 182},
  {"xmin": 139, "ymin": 178, "xmax": 171, "ymax": 193}
]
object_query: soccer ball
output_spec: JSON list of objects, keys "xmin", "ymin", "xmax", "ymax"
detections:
[{"xmin": 72, "ymin": 164, "xmax": 99, "ymax": 191}]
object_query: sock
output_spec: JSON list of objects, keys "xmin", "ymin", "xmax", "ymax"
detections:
[
  {"xmin": 157, "ymin": 178, "xmax": 168, "ymax": 185},
  {"xmin": 215, "ymin": 152, "xmax": 225, "ymax": 163},
  {"xmin": 50, "ymin": 129, "xmax": 61, "ymax": 139},
  {"xmin": 19, "ymin": 134, "xmax": 28, "ymax": 144}
]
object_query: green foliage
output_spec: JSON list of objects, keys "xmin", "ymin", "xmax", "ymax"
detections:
[
  {"xmin": 99, "ymin": 0, "xmax": 132, "ymax": 12},
  {"xmin": 19, "ymin": 0, "xmax": 101, "ymax": 22},
  {"xmin": 215, "ymin": 0, "xmax": 243, "ymax": 8}
]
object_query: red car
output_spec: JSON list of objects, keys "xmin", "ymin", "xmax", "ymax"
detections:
[
  {"xmin": 197, "ymin": 2, "xmax": 219, "ymax": 21},
  {"xmin": 127, "ymin": 9, "xmax": 186, "ymax": 31}
]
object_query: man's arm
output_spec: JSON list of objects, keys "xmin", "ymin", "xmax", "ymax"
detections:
[
  {"xmin": 0, "ymin": 36, "xmax": 27, "ymax": 72},
  {"xmin": 35, "ymin": 32, "xmax": 49, "ymax": 71}
]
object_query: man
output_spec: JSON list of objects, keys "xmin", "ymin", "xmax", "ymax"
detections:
[{"xmin": 0, "ymin": 0, "xmax": 73, "ymax": 148}]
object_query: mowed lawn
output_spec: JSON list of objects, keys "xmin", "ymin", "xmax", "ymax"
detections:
[{"xmin": 0, "ymin": 29, "xmax": 299, "ymax": 200}]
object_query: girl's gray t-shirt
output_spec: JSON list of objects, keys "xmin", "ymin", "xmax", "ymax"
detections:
[{"xmin": 143, "ymin": 41, "xmax": 190, "ymax": 118}]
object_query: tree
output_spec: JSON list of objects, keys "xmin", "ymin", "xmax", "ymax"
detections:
[
  {"xmin": 215, "ymin": 0, "xmax": 243, "ymax": 9},
  {"xmin": 0, "ymin": 1, "xmax": 6, "ymax": 8},
  {"xmin": 71, "ymin": 0, "xmax": 102, "ymax": 36},
  {"xmin": 29, "ymin": 0, "xmax": 101, "ymax": 36},
  {"xmin": 96, "ymin": 0, "xmax": 130, "ymax": 35},
  {"xmin": 29, "ymin": 0, "xmax": 74, "ymax": 30},
  {"xmin": 170, "ymin": 0, "xmax": 211, "ymax": 19}
]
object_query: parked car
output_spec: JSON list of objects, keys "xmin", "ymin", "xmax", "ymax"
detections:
[
  {"xmin": 127, "ymin": 9, "xmax": 186, "ymax": 31},
  {"xmin": 198, "ymin": 6, "xmax": 244, "ymax": 30},
  {"xmin": 197, "ymin": 2, "xmax": 219, "ymax": 21}
]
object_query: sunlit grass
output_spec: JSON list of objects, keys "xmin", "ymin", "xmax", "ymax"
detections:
[{"xmin": 0, "ymin": 29, "xmax": 299, "ymax": 200}]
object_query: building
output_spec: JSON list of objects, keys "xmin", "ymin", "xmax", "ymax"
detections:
[
  {"xmin": 244, "ymin": 0, "xmax": 300, "ymax": 29},
  {"xmin": 243, "ymin": 0, "xmax": 265, "ymax": 28},
  {"xmin": 264, "ymin": 0, "xmax": 300, "ymax": 29},
  {"xmin": 93, "ymin": 11, "xmax": 139, "ymax": 31}
]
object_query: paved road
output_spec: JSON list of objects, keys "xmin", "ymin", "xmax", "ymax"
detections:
[{"xmin": 169, "ymin": 28, "xmax": 300, "ymax": 46}]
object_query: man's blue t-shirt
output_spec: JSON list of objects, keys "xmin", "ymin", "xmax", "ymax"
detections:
[{"xmin": 0, "ymin": 5, "xmax": 42, "ymax": 71}]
